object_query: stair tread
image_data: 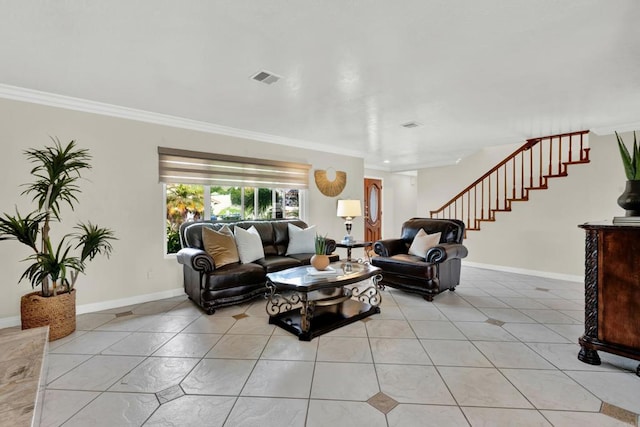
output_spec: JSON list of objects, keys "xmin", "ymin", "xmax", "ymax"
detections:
[
  {"xmin": 563, "ymin": 160, "xmax": 590, "ymax": 165},
  {"xmin": 430, "ymin": 131, "xmax": 590, "ymax": 227}
]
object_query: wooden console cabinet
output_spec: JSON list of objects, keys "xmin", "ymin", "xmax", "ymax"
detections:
[{"xmin": 578, "ymin": 222, "xmax": 640, "ymax": 376}]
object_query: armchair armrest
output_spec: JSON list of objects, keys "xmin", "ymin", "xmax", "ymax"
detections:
[
  {"xmin": 176, "ymin": 248, "xmax": 215, "ymax": 273},
  {"xmin": 426, "ymin": 243, "xmax": 468, "ymax": 264},
  {"xmin": 373, "ymin": 239, "xmax": 407, "ymax": 257},
  {"xmin": 324, "ymin": 237, "xmax": 337, "ymax": 255}
]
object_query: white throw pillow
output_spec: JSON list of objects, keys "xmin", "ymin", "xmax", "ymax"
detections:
[
  {"xmin": 408, "ymin": 229, "xmax": 442, "ymax": 257},
  {"xmin": 234, "ymin": 226, "xmax": 265, "ymax": 264},
  {"xmin": 286, "ymin": 223, "xmax": 317, "ymax": 255}
]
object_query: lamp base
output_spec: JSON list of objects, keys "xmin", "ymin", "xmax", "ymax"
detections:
[{"xmin": 342, "ymin": 235, "xmax": 355, "ymax": 244}]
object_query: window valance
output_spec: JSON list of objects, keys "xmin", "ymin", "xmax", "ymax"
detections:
[{"xmin": 158, "ymin": 147, "xmax": 311, "ymax": 188}]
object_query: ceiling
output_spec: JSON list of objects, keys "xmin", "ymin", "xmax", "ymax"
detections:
[{"xmin": 1, "ymin": 1, "xmax": 640, "ymax": 171}]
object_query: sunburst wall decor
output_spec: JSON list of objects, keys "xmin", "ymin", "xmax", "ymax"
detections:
[{"xmin": 314, "ymin": 169, "xmax": 347, "ymax": 197}]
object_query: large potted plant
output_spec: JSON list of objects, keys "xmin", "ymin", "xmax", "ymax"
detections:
[
  {"xmin": 0, "ymin": 138, "xmax": 115, "ymax": 340},
  {"xmin": 615, "ymin": 131, "xmax": 640, "ymax": 217}
]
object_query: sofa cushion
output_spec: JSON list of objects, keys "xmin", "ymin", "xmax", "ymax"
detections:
[
  {"xmin": 206, "ymin": 262, "xmax": 266, "ymax": 291},
  {"xmin": 371, "ymin": 254, "xmax": 435, "ymax": 278},
  {"xmin": 202, "ymin": 225, "xmax": 239, "ymax": 268},
  {"xmin": 286, "ymin": 223, "xmax": 316, "ymax": 255},
  {"xmin": 234, "ymin": 225, "xmax": 265, "ymax": 263},
  {"xmin": 255, "ymin": 255, "xmax": 302, "ymax": 273},
  {"xmin": 408, "ymin": 229, "xmax": 441, "ymax": 257}
]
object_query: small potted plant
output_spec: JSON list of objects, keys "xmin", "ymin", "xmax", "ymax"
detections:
[
  {"xmin": 310, "ymin": 234, "xmax": 330, "ymax": 270},
  {"xmin": 615, "ymin": 131, "xmax": 640, "ymax": 217},
  {"xmin": 0, "ymin": 138, "xmax": 116, "ymax": 340}
]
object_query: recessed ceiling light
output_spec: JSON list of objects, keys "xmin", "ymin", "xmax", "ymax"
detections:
[
  {"xmin": 455, "ymin": 158, "xmax": 462, "ymax": 164},
  {"xmin": 383, "ymin": 160, "xmax": 390, "ymax": 164},
  {"xmin": 401, "ymin": 121, "xmax": 421, "ymax": 128},
  {"xmin": 250, "ymin": 70, "xmax": 281, "ymax": 85}
]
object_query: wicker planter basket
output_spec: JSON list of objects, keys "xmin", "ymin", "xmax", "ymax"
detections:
[{"xmin": 21, "ymin": 289, "xmax": 76, "ymax": 341}]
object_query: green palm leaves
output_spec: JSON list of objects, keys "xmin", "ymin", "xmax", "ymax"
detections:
[
  {"xmin": 0, "ymin": 138, "xmax": 116, "ymax": 296},
  {"xmin": 23, "ymin": 138, "xmax": 91, "ymax": 219},
  {"xmin": 74, "ymin": 222, "xmax": 115, "ymax": 263},
  {"xmin": 20, "ymin": 237, "xmax": 81, "ymax": 294},
  {"xmin": 0, "ymin": 210, "xmax": 46, "ymax": 251},
  {"xmin": 615, "ymin": 131, "xmax": 640, "ymax": 180},
  {"xmin": 314, "ymin": 234, "xmax": 327, "ymax": 255}
]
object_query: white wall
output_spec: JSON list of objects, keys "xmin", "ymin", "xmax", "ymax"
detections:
[
  {"xmin": 0, "ymin": 97, "xmax": 363, "ymax": 323},
  {"xmin": 417, "ymin": 131, "xmax": 630, "ymax": 278}
]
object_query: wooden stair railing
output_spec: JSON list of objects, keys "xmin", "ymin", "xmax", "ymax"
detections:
[{"xmin": 430, "ymin": 130, "xmax": 590, "ymax": 232}]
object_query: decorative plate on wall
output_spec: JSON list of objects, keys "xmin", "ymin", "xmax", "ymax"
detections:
[{"xmin": 314, "ymin": 169, "xmax": 347, "ymax": 197}]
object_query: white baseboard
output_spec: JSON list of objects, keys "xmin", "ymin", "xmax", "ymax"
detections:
[
  {"xmin": 0, "ymin": 315, "xmax": 20, "ymax": 329},
  {"xmin": 464, "ymin": 261, "xmax": 584, "ymax": 283},
  {"xmin": 76, "ymin": 288, "xmax": 185, "ymax": 315},
  {"xmin": 0, "ymin": 287, "xmax": 185, "ymax": 329}
]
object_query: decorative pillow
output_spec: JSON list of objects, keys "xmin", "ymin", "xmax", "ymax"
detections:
[
  {"xmin": 234, "ymin": 225, "xmax": 265, "ymax": 264},
  {"xmin": 286, "ymin": 223, "xmax": 317, "ymax": 255},
  {"xmin": 202, "ymin": 225, "xmax": 239, "ymax": 268},
  {"xmin": 408, "ymin": 229, "xmax": 442, "ymax": 257}
]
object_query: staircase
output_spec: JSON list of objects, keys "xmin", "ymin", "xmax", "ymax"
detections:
[{"xmin": 430, "ymin": 130, "xmax": 590, "ymax": 232}]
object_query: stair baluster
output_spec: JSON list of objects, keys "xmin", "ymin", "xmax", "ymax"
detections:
[{"xmin": 430, "ymin": 130, "xmax": 590, "ymax": 232}]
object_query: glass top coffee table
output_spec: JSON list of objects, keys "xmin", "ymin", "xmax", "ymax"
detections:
[{"xmin": 265, "ymin": 261, "xmax": 383, "ymax": 341}]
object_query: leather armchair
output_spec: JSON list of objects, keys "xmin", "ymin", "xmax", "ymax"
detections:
[{"xmin": 371, "ymin": 218, "xmax": 468, "ymax": 301}]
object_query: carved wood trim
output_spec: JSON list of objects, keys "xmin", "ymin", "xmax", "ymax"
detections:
[{"xmin": 583, "ymin": 228, "xmax": 599, "ymax": 339}]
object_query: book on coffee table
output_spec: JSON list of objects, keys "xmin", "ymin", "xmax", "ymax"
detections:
[
  {"xmin": 306, "ymin": 266, "xmax": 339, "ymax": 276},
  {"xmin": 613, "ymin": 216, "xmax": 640, "ymax": 225}
]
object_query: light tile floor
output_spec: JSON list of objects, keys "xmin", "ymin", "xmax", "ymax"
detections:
[{"xmin": 31, "ymin": 266, "xmax": 640, "ymax": 426}]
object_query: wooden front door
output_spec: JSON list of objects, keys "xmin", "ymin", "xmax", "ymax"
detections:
[{"xmin": 364, "ymin": 178, "xmax": 382, "ymax": 244}]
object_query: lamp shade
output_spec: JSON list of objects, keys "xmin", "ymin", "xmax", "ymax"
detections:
[{"xmin": 337, "ymin": 199, "xmax": 362, "ymax": 218}]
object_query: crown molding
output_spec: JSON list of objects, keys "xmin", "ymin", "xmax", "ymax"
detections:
[{"xmin": 0, "ymin": 83, "xmax": 364, "ymax": 159}]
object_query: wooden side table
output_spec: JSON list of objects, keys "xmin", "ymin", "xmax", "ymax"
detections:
[
  {"xmin": 335, "ymin": 240, "xmax": 372, "ymax": 262},
  {"xmin": 578, "ymin": 222, "xmax": 640, "ymax": 377}
]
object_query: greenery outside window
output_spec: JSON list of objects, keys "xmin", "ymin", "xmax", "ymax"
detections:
[
  {"xmin": 165, "ymin": 185, "xmax": 303, "ymax": 254},
  {"xmin": 159, "ymin": 148, "xmax": 310, "ymax": 255}
]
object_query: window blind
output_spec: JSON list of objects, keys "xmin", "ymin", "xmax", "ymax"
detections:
[{"xmin": 158, "ymin": 147, "xmax": 311, "ymax": 188}]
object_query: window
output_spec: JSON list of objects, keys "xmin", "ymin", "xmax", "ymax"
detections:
[
  {"xmin": 165, "ymin": 185, "xmax": 304, "ymax": 254},
  {"xmin": 159, "ymin": 148, "xmax": 310, "ymax": 254}
]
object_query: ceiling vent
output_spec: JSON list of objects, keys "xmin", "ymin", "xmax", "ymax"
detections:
[
  {"xmin": 251, "ymin": 70, "xmax": 281, "ymax": 85},
  {"xmin": 401, "ymin": 121, "xmax": 421, "ymax": 128}
]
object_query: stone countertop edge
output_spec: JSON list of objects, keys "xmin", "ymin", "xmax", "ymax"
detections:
[{"xmin": 0, "ymin": 326, "xmax": 49, "ymax": 427}]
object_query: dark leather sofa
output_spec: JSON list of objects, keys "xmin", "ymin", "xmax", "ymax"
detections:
[
  {"xmin": 176, "ymin": 219, "xmax": 337, "ymax": 314},
  {"xmin": 371, "ymin": 218, "xmax": 468, "ymax": 301}
]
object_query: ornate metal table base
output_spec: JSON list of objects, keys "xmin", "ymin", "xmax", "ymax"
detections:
[{"xmin": 266, "ymin": 275, "xmax": 382, "ymax": 341}]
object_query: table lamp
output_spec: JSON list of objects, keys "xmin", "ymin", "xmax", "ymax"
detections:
[{"xmin": 337, "ymin": 199, "xmax": 362, "ymax": 244}]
